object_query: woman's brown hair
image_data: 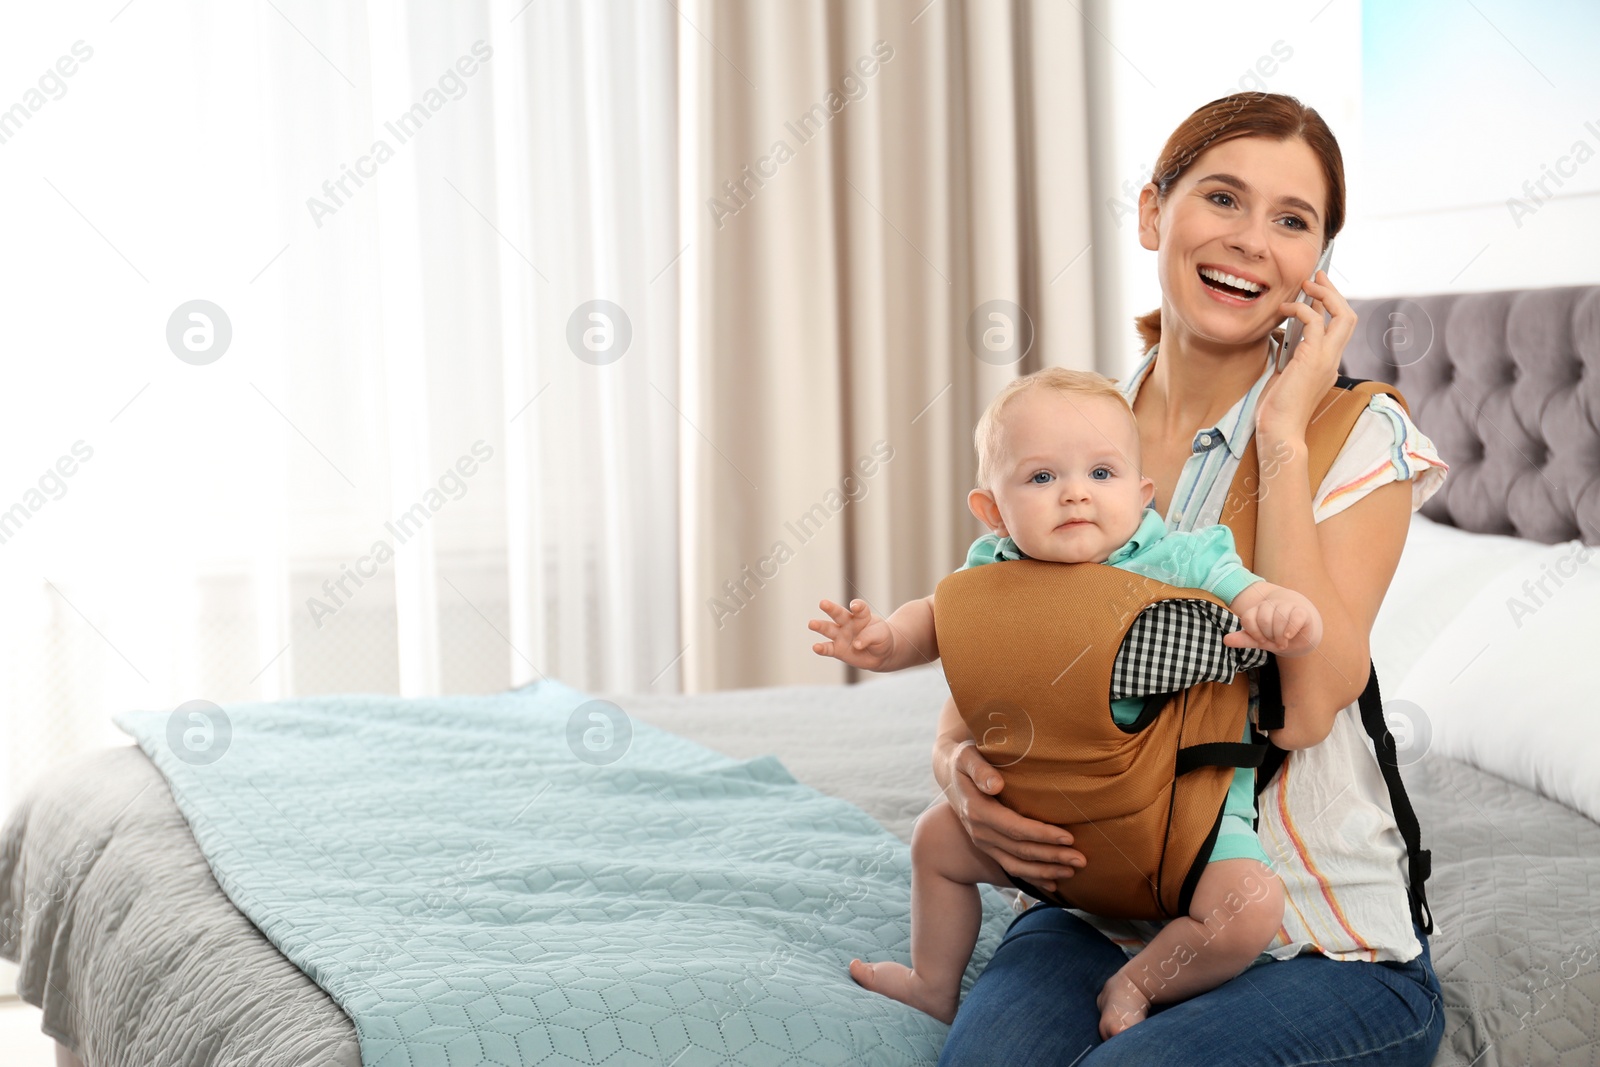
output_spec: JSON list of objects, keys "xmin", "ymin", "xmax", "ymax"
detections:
[{"xmin": 1134, "ymin": 92, "xmax": 1345, "ymax": 353}]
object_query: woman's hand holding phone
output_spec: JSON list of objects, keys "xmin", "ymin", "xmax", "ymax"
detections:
[
  {"xmin": 1275, "ymin": 238, "xmax": 1336, "ymax": 373},
  {"xmin": 1256, "ymin": 246, "xmax": 1357, "ymax": 446}
]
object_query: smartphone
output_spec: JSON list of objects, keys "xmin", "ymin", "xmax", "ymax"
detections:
[{"xmin": 1276, "ymin": 238, "xmax": 1336, "ymax": 372}]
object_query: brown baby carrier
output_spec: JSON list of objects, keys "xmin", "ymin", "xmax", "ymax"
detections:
[{"xmin": 933, "ymin": 375, "xmax": 1434, "ymax": 929}]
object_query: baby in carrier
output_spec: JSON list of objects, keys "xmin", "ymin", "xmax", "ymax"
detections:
[{"xmin": 807, "ymin": 368, "xmax": 1323, "ymax": 1035}]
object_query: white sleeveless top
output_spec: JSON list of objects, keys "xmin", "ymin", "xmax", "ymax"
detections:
[{"xmin": 1089, "ymin": 343, "xmax": 1450, "ymax": 964}]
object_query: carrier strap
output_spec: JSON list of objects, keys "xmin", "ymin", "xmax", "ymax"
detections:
[
  {"xmin": 1175, "ymin": 742, "xmax": 1266, "ymax": 777},
  {"xmin": 1255, "ymin": 650, "xmax": 1285, "ymax": 732},
  {"xmin": 1250, "ymin": 655, "xmax": 1434, "ymax": 934},
  {"xmin": 1356, "ymin": 659, "xmax": 1435, "ymax": 933},
  {"xmin": 1253, "ymin": 656, "xmax": 1290, "ymax": 795}
]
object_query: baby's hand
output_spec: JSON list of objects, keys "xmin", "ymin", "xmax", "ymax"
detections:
[
  {"xmin": 809, "ymin": 598, "xmax": 897, "ymax": 671},
  {"xmin": 1222, "ymin": 586, "xmax": 1323, "ymax": 657}
]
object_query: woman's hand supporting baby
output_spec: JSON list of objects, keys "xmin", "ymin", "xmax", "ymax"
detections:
[
  {"xmin": 934, "ymin": 699, "xmax": 1085, "ymax": 894},
  {"xmin": 1221, "ymin": 580, "xmax": 1323, "ymax": 657},
  {"xmin": 809, "ymin": 595, "xmax": 940, "ymax": 672}
]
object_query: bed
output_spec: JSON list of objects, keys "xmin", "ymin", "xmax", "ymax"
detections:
[{"xmin": 4, "ymin": 283, "xmax": 1598, "ymax": 1067}]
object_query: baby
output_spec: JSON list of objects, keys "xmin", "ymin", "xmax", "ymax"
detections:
[{"xmin": 808, "ymin": 367, "xmax": 1323, "ymax": 1037}]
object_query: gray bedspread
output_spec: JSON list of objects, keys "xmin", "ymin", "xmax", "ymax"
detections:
[{"xmin": 3, "ymin": 663, "xmax": 1598, "ymax": 1066}]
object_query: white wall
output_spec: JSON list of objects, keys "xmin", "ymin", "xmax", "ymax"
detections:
[
  {"xmin": 1357, "ymin": 0, "xmax": 1600, "ymax": 297},
  {"xmin": 1083, "ymin": 0, "xmax": 1600, "ymax": 381}
]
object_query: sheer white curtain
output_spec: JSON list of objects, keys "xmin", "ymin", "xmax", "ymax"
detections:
[{"xmin": 0, "ymin": 0, "xmax": 681, "ymax": 810}]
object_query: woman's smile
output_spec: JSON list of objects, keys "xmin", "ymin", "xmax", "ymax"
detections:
[{"xmin": 1196, "ymin": 263, "xmax": 1271, "ymax": 306}]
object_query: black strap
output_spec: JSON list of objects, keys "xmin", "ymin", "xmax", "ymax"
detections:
[
  {"xmin": 1356, "ymin": 659, "xmax": 1434, "ymax": 933},
  {"xmin": 1175, "ymin": 742, "xmax": 1266, "ymax": 776},
  {"xmin": 1175, "ymin": 798, "xmax": 1225, "ymax": 919},
  {"xmin": 1250, "ymin": 655, "xmax": 1433, "ymax": 934},
  {"xmin": 1116, "ymin": 690, "xmax": 1172, "ymax": 734},
  {"xmin": 1252, "ymin": 739, "xmax": 1289, "ymax": 802},
  {"xmin": 1253, "ymin": 655, "xmax": 1289, "ymax": 799},
  {"xmin": 1255, "ymin": 653, "xmax": 1285, "ymax": 731}
]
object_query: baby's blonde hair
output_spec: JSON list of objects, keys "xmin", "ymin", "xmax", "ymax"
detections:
[{"xmin": 973, "ymin": 368, "xmax": 1137, "ymax": 491}]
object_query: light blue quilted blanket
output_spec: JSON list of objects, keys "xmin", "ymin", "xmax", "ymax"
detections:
[{"xmin": 115, "ymin": 679, "xmax": 1011, "ymax": 1066}]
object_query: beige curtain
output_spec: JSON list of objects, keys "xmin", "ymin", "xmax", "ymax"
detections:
[{"xmin": 679, "ymin": 0, "xmax": 1096, "ymax": 692}]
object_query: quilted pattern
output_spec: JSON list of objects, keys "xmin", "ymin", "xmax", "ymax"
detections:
[
  {"xmin": 1345, "ymin": 285, "xmax": 1600, "ymax": 545},
  {"xmin": 0, "ymin": 746, "xmax": 362, "ymax": 1067},
  {"xmin": 112, "ymin": 679, "xmax": 1012, "ymax": 1066},
  {"xmin": 1409, "ymin": 753, "xmax": 1600, "ymax": 1066}
]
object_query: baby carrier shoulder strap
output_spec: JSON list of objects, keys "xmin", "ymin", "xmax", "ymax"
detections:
[{"xmin": 1227, "ymin": 374, "xmax": 1434, "ymax": 933}]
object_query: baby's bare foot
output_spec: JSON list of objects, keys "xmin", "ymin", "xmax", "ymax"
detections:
[
  {"xmin": 1096, "ymin": 971, "xmax": 1150, "ymax": 1040},
  {"xmin": 849, "ymin": 959, "xmax": 959, "ymax": 1024}
]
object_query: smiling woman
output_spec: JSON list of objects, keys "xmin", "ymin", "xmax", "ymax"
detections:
[
  {"xmin": 1127, "ymin": 94, "xmax": 1342, "ymax": 358},
  {"xmin": 935, "ymin": 93, "xmax": 1449, "ymax": 1067}
]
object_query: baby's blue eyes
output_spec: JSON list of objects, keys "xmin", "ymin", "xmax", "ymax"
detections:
[{"xmin": 1030, "ymin": 468, "xmax": 1112, "ymax": 484}]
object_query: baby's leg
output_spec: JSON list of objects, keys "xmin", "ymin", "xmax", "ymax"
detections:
[
  {"xmin": 1097, "ymin": 858, "xmax": 1284, "ymax": 1038},
  {"xmin": 850, "ymin": 798, "xmax": 1011, "ymax": 1024}
]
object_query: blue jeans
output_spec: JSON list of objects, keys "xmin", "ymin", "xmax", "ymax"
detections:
[{"xmin": 940, "ymin": 905, "xmax": 1444, "ymax": 1066}]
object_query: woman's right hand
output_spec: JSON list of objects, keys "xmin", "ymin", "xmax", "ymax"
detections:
[{"xmin": 943, "ymin": 737, "xmax": 1086, "ymax": 894}]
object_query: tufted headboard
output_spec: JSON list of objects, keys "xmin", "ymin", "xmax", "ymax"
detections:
[{"xmin": 1342, "ymin": 285, "xmax": 1600, "ymax": 546}]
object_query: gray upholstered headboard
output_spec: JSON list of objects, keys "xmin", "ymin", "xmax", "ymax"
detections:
[{"xmin": 1343, "ymin": 285, "xmax": 1600, "ymax": 546}]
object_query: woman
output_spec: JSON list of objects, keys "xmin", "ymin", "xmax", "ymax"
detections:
[{"xmin": 935, "ymin": 93, "xmax": 1449, "ymax": 1065}]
